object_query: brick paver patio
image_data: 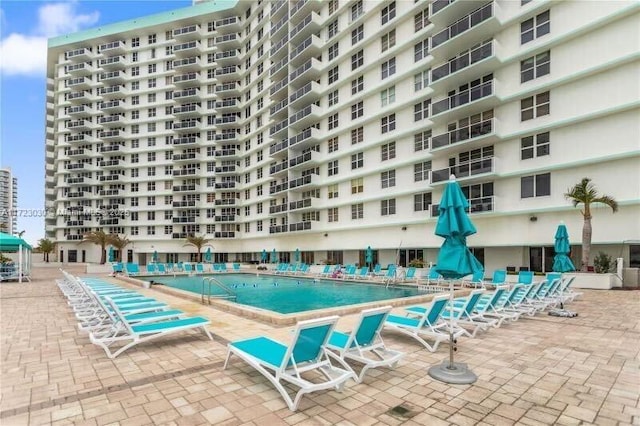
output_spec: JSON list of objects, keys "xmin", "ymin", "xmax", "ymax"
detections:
[{"xmin": 1, "ymin": 267, "xmax": 639, "ymax": 425}]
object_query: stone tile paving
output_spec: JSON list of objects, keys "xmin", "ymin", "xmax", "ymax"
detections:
[{"xmin": 1, "ymin": 268, "xmax": 639, "ymax": 425}]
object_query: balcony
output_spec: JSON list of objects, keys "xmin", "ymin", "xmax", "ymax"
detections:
[
  {"xmin": 66, "ymin": 47, "xmax": 94, "ymax": 61},
  {"xmin": 431, "ymin": 0, "xmax": 489, "ymax": 26},
  {"xmin": 289, "ymin": 104, "xmax": 321, "ymax": 127},
  {"xmin": 66, "ymin": 62, "xmax": 94, "ymax": 76},
  {"xmin": 269, "ymin": 118, "xmax": 289, "ymax": 138},
  {"xmin": 431, "ymin": 196, "xmax": 494, "ymax": 216},
  {"xmin": 99, "ymin": 40, "xmax": 125, "ymax": 55},
  {"xmin": 289, "ymin": 34, "xmax": 322, "ymax": 65},
  {"xmin": 431, "ymin": 79, "xmax": 495, "ymax": 119},
  {"xmin": 173, "ymin": 88, "xmax": 201, "ymax": 101},
  {"xmin": 430, "ymin": 2, "xmax": 496, "ymax": 59},
  {"xmin": 214, "ymin": 198, "xmax": 236, "ymax": 206},
  {"xmin": 289, "ymin": 221, "xmax": 313, "ymax": 232},
  {"xmin": 173, "ymin": 184, "xmax": 198, "ymax": 192},
  {"xmin": 270, "ymin": 76, "xmax": 289, "ymax": 99},
  {"xmin": 67, "ymin": 176, "xmax": 88, "ymax": 185},
  {"xmin": 269, "ymin": 181, "xmax": 288, "ymax": 195},
  {"xmin": 66, "ymin": 191, "xmax": 85, "ymax": 198},
  {"xmin": 173, "ymin": 57, "xmax": 202, "ymax": 71},
  {"xmin": 173, "ymin": 41, "xmax": 202, "ymax": 57},
  {"xmin": 289, "ymin": 58, "xmax": 322, "ymax": 87},
  {"xmin": 67, "ymin": 105, "xmax": 93, "ymax": 117},
  {"xmin": 66, "ymin": 91, "xmax": 97, "ymax": 104},
  {"xmin": 173, "ymin": 72, "xmax": 200, "ymax": 86},
  {"xmin": 269, "ymin": 161, "xmax": 289, "ymax": 177},
  {"xmin": 215, "ymin": 49, "xmax": 240, "ymax": 64},
  {"xmin": 214, "ymin": 165, "xmax": 238, "ymax": 174},
  {"xmin": 431, "ymin": 157, "xmax": 495, "ymax": 184},
  {"xmin": 98, "ymin": 99, "xmax": 126, "ymax": 112},
  {"xmin": 288, "ymin": 127, "xmax": 320, "ymax": 150},
  {"xmin": 269, "ymin": 98, "xmax": 289, "ymax": 118},
  {"xmin": 215, "ymin": 115, "xmax": 239, "ymax": 126},
  {"xmin": 98, "ymin": 174, "xmax": 123, "ymax": 182},
  {"xmin": 215, "ymin": 82, "xmax": 240, "ymax": 95},
  {"xmin": 98, "ymin": 56, "xmax": 127, "ymax": 70},
  {"xmin": 173, "ymin": 216, "xmax": 197, "ymax": 223},
  {"xmin": 215, "ymin": 98, "xmax": 240, "ymax": 111},
  {"xmin": 269, "ymin": 139, "xmax": 289, "ymax": 157},
  {"xmin": 173, "ymin": 136, "xmax": 199, "ymax": 146},
  {"xmin": 289, "ymin": 81, "xmax": 321, "ymax": 108},
  {"xmin": 173, "ymin": 200, "xmax": 197, "ymax": 208},
  {"xmin": 99, "ymin": 129, "xmax": 126, "ymax": 141},
  {"xmin": 270, "ymin": 34, "xmax": 289, "ymax": 59},
  {"xmin": 214, "ymin": 231, "xmax": 235, "ymax": 238},
  {"xmin": 215, "ymin": 65, "xmax": 239, "ymax": 81},
  {"xmin": 98, "ymin": 85, "xmax": 128, "ymax": 99},
  {"xmin": 66, "ymin": 76, "xmax": 93, "ymax": 90},
  {"xmin": 432, "ymin": 118, "xmax": 495, "ymax": 151},
  {"xmin": 173, "ymin": 152, "xmax": 198, "ymax": 162},
  {"xmin": 270, "ymin": 55, "xmax": 289, "ymax": 79},
  {"xmin": 214, "ymin": 149, "xmax": 238, "ymax": 158},
  {"xmin": 172, "ymin": 233, "xmax": 195, "ymax": 239},
  {"xmin": 215, "ymin": 181, "xmax": 237, "ymax": 189},
  {"xmin": 214, "ymin": 215, "xmax": 236, "ymax": 222},
  {"xmin": 269, "ymin": 224, "xmax": 289, "ymax": 234},
  {"xmin": 290, "ymin": 12, "xmax": 322, "ymax": 43},
  {"xmin": 270, "ymin": 0, "xmax": 287, "ymax": 18},
  {"xmin": 66, "ymin": 234, "xmax": 84, "ymax": 241},
  {"xmin": 173, "ymin": 120, "xmax": 202, "ymax": 132},
  {"xmin": 172, "ymin": 168, "xmax": 199, "ymax": 176},
  {"xmin": 173, "ymin": 103, "xmax": 202, "ymax": 118},
  {"xmin": 173, "ymin": 24, "xmax": 202, "ymax": 40},
  {"xmin": 66, "ymin": 119, "xmax": 94, "ymax": 131},
  {"xmin": 290, "ymin": 0, "xmax": 322, "ymax": 19},
  {"xmin": 99, "ymin": 189, "xmax": 120, "ymax": 197},
  {"xmin": 289, "ymin": 151, "xmax": 321, "ymax": 170},
  {"xmin": 99, "ymin": 159, "xmax": 124, "ymax": 169},
  {"xmin": 270, "ymin": 14, "xmax": 288, "ymax": 38},
  {"xmin": 99, "ymin": 218, "xmax": 120, "ymax": 226},
  {"xmin": 215, "ymin": 16, "xmax": 240, "ymax": 31},
  {"xmin": 98, "ymin": 115, "xmax": 124, "ymax": 127},
  {"xmin": 289, "ymin": 197, "xmax": 319, "ymax": 212},
  {"xmin": 431, "ymin": 40, "xmax": 495, "ymax": 89},
  {"xmin": 65, "ymin": 133, "xmax": 96, "ymax": 144},
  {"xmin": 67, "ymin": 148, "xmax": 90, "ymax": 158},
  {"xmin": 269, "ymin": 203, "xmax": 288, "ymax": 215},
  {"xmin": 289, "ymin": 174, "xmax": 320, "ymax": 190},
  {"xmin": 215, "ymin": 33, "xmax": 240, "ymax": 48},
  {"xmin": 215, "ymin": 132, "xmax": 237, "ymax": 142}
]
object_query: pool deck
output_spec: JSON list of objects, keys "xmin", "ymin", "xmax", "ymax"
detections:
[{"xmin": 1, "ymin": 267, "xmax": 639, "ymax": 425}]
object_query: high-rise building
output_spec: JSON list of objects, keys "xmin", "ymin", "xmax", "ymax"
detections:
[
  {"xmin": 0, "ymin": 168, "xmax": 18, "ymax": 235},
  {"xmin": 44, "ymin": 0, "xmax": 640, "ymax": 270}
]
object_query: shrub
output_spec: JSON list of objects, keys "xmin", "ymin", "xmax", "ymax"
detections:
[
  {"xmin": 408, "ymin": 258, "xmax": 425, "ymax": 268},
  {"xmin": 593, "ymin": 252, "xmax": 614, "ymax": 273}
]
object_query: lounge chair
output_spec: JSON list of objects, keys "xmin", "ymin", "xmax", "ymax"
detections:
[
  {"xmin": 156, "ymin": 264, "xmax": 167, "ymax": 274},
  {"xmin": 464, "ymin": 270, "xmax": 485, "ymax": 288},
  {"xmin": 124, "ymin": 263, "xmax": 141, "ymax": 276},
  {"xmin": 343, "ymin": 265, "xmax": 357, "ymax": 279},
  {"xmin": 111, "ymin": 262, "xmax": 123, "ymax": 274},
  {"xmin": 490, "ymin": 269, "xmax": 507, "ymax": 286},
  {"xmin": 354, "ymin": 266, "xmax": 370, "ymax": 280},
  {"xmin": 437, "ymin": 289, "xmax": 487, "ymax": 338},
  {"xmin": 90, "ymin": 296, "xmax": 212, "ymax": 359},
  {"xmin": 194, "ymin": 263, "xmax": 204, "ymax": 274},
  {"xmin": 372, "ymin": 264, "xmax": 383, "ymax": 277},
  {"xmin": 317, "ymin": 265, "xmax": 331, "ymax": 277},
  {"xmin": 145, "ymin": 264, "xmax": 157, "ymax": 274},
  {"xmin": 384, "ymin": 294, "xmax": 452, "ymax": 351},
  {"xmin": 327, "ymin": 306, "xmax": 404, "ymax": 382},
  {"xmin": 184, "ymin": 263, "xmax": 193, "ymax": 274},
  {"xmin": 402, "ymin": 267, "xmax": 417, "ymax": 282},
  {"xmin": 232, "ymin": 263, "xmax": 241, "ymax": 271},
  {"xmin": 224, "ymin": 316, "xmax": 355, "ymax": 411},
  {"xmin": 517, "ymin": 270, "xmax": 534, "ymax": 285},
  {"xmin": 419, "ymin": 268, "xmax": 442, "ymax": 286}
]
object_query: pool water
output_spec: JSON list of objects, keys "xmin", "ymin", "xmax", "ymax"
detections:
[{"xmin": 148, "ymin": 273, "xmax": 422, "ymax": 314}]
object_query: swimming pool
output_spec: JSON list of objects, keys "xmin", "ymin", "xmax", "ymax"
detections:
[{"xmin": 147, "ymin": 273, "xmax": 423, "ymax": 314}]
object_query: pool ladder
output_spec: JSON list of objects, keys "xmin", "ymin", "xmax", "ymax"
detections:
[{"xmin": 201, "ymin": 277, "xmax": 236, "ymax": 305}]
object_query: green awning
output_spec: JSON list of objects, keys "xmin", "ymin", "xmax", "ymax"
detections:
[{"xmin": 0, "ymin": 232, "xmax": 32, "ymax": 251}]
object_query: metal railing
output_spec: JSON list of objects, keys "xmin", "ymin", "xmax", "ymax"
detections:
[{"xmin": 202, "ymin": 277, "xmax": 236, "ymax": 304}]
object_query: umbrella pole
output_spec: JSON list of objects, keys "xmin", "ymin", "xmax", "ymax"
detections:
[{"xmin": 448, "ymin": 279, "xmax": 455, "ymax": 369}]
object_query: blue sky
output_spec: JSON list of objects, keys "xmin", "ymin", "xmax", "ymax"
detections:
[{"xmin": 0, "ymin": 0, "xmax": 192, "ymax": 245}]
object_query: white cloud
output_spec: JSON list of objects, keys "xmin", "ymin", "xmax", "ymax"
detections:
[{"xmin": 0, "ymin": 2, "xmax": 99, "ymax": 77}]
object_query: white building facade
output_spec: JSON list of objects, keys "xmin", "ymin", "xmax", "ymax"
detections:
[
  {"xmin": 45, "ymin": 0, "xmax": 640, "ymax": 271},
  {"xmin": 0, "ymin": 168, "xmax": 18, "ymax": 235}
]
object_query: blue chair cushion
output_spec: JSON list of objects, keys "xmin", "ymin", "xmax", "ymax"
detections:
[{"xmin": 230, "ymin": 336, "xmax": 288, "ymax": 368}]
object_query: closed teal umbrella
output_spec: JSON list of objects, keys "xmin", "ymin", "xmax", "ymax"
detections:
[
  {"xmin": 430, "ymin": 175, "xmax": 481, "ymax": 384},
  {"xmin": 108, "ymin": 246, "xmax": 115, "ymax": 263},
  {"xmin": 261, "ymin": 249, "xmax": 267, "ymax": 263},
  {"xmin": 552, "ymin": 222, "xmax": 575, "ymax": 273},
  {"xmin": 152, "ymin": 250, "xmax": 159, "ymax": 263},
  {"xmin": 365, "ymin": 246, "xmax": 373, "ymax": 267},
  {"xmin": 294, "ymin": 248, "xmax": 300, "ymax": 263},
  {"xmin": 271, "ymin": 249, "xmax": 277, "ymax": 263},
  {"xmin": 204, "ymin": 247, "xmax": 212, "ymax": 263}
]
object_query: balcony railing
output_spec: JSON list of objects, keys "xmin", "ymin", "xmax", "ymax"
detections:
[
  {"xmin": 432, "ymin": 80, "xmax": 493, "ymax": 116},
  {"xmin": 432, "ymin": 40, "xmax": 493, "ymax": 82},
  {"xmin": 215, "ymin": 181, "xmax": 237, "ymax": 189},
  {"xmin": 173, "ymin": 217, "xmax": 197, "ymax": 223},
  {"xmin": 432, "ymin": 118, "xmax": 493, "ymax": 149},
  {"xmin": 269, "ymin": 182, "xmax": 288, "ymax": 194},
  {"xmin": 289, "ymin": 174, "xmax": 317, "ymax": 189},
  {"xmin": 214, "ymin": 215, "xmax": 236, "ymax": 222},
  {"xmin": 270, "ymin": 161, "xmax": 289, "ymax": 175},
  {"xmin": 173, "ymin": 200, "xmax": 197, "ymax": 208},
  {"xmin": 432, "ymin": 0, "xmax": 456, "ymax": 15},
  {"xmin": 289, "ymin": 221, "xmax": 312, "ymax": 232},
  {"xmin": 431, "ymin": 196, "xmax": 494, "ymax": 216},
  {"xmin": 431, "ymin": 157, "xmax": 494, "ymax": 183},
  {"xmin": 214, "ymin": 231, "xmax": 235, "ymax": 238},
  {"xmin": 214, "ymin": 199, "xmax": 236, "ymax": 206},
  {"xmin": 269, "ymin": 224, "xmax": 289, "ymax": 234},
  {"xmin": 269, "ymin": 203, "xmax": 288, "ymax": 214},
  {"xmin": 431, "ymin": 2, "xmax": 493, "ymax": 49},
  {"xmin": 270, "ymin": 139, "xmax": 288, "ymax": 155},
  {"xmin": 289, "ymin": 198, "xmax": 314, "ymax": 211},
  {"xmin": 173, "ymin": 136, "xmax": 199, "ymax": 145}
]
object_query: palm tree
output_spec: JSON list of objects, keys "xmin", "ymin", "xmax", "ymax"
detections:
[
  {"xmin": 107, "ymin": 234, "xmax": 131, "ymax": 262},
  {"xmin": 565, "ymin": 178, "xmax": 618, "ymax": 272},
  {"xmin": 184, "ymin": 234, "xmax": 211, "ymax": 262},
  {"xmin": 82, "ymin": 230, "xmax": 110, "ymax": 264},
  {"xmin": 37, "ymin": 238, "xmax": 55, "ymax": 263}
]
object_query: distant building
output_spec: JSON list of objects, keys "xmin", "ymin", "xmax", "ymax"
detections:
[
  {"xmin": 0, "ymin": 168, "xmax": 18, "ymax": 235},
  {"xmin": 44, "ymin": 0, "xmax": 640, "ymax": 269}
]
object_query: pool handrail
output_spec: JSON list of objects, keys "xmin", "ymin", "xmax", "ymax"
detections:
[{"xmin": 202, "ymin": 276, "xmax": 236, "ymax": 304}]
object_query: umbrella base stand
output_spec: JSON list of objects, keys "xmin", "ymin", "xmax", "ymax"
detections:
[{"xmin": 428, "ymin": 361, "xmax": 477, "ymax": 385}]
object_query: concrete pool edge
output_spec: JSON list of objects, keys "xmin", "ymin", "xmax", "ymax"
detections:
[{"xmin": 116, "ymin": 274, "xmax": 473, "ymax": 326}]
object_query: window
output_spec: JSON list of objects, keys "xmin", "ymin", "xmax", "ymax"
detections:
[
  {"xmin": 131, "ymin": 110, "xmax": 140, "ymax": 120},
  {"xmin": 148, "ymin": 78, "xmax": 156, "ymax": 88},
  {"xmin": 521, "ymin": 51, "xmax": 550, "ymax": 82},
  {"xmin": 328, "ymin": 137, "xmax": 339, "ymax": 153},
  {"xmin": 147, "ymin": 123, "xmax": 156, "ymax": 132},
  {"xmin": 351, "ymin": 1, "xmax": 363, "ymax": 22},
  {"xmin": 415, "ymin": 8, "xmax": 430, "ymax": 32},
  {"xmin": 521, "ymin": 10, "xmax": 550, "ymax": 44},
  {"xmin": 381, "ymin": 142, "xmax": 396, "ymax": 161},
  {"xmin": 147, "ymin": 166, "xmax": 156, "ymax": 176},
  {"xmin": 148, "ymin": 93, "xmax": 156, "ymax": 103},
  {"xmin": 328, "ymin": 66, "xmax": 339, "ymax": 84},
  {"xmin": 351, "ymin": 24, "xmax": 363, "ymax": 45},
  {"xmin": 351, "ymin": 178, "xmax": 363, "ymax": 194},
  {"xmin": 147, "ymin": 211, "xmax": 155, "ymax": 220},
  {"xmin": 381, "ymin": 29, "xmax": 396, "ymax": 52},
  {"xmin": 328, "ymin": 90, "xmax": 339, "ymax": 107},
  {"xmin": 148, "ymin": 63, "xmax": 156, "ymax": 74},
  {"xmin": 351, "ymin": 127, "xmax": 363, "ymax": 145},
  {"xmin": 380, "ymin": 86, "xmax": 395, "ymax": 106},
  {"xmin": 414, "ymin": 192, "xmax": 432, "ymax": 212},
  {"xmin": 351, "ymin": 101, "xmax": 363, "ymax": 120},
  {"xmin": 414, "ymin": 38, "xmax": 429, "ymax": 62},
  {"xmin": 147, "ymin": 226, "xmax": 156, "ymax": 236},
  {"xmin": 328, "ymin": 113, "xmax": 339, "ymax": 130},
  {"xmin": 148, "ymin": 34, "xmax": 156, "ymax": 44},
  {"xmin": 381, "ymin": 2, "xmax": 396, "ymax": 25},
  {"xmin": 521, "ymin": 91, "xmax": 550, "ymax": 121},
  {"xmin": 381, "ymin": 57, "xmax": 396, "ymax": 79},
  {"xmin": 351, "ymin": 152, "xmax": 363, "ymax": 169},
  {"xmin": 521, "ymin": 132, "xmax": 550, "ymax": 159},
  {"xmin": 328, "ymin": 20, "xmax": 338, "ymax": 39},
  {"xmin": 521, "ymin": 173, "xmax": 551, "ymax": 198},
  {"xmin": 328, "ymin": 43, "xmax": 339, "ymax": 61},
  {"xmin": 381, "ymin": 199, "xmax": 396, "ymax": 216},
  {"xmin": 414, "ymin": 99, "xmax": 431, "ymax": 121},
  {"xmin": 351, "ymin": 50, "xmax": 364, "ymax": 70},
  {"xmin": 131, "ymin": 37, "xmax": 139, "ymax": 47},
  {"xmin": 131, "ymin": 66, "xmax": 139, "ymax": 76},
  {"xmin": 131, "ymin": 81, "xmax": 140, "ymax": 91},
  {"xmin": 328, "ymin": 207, "xmax": 339, "ymax": 223},
  {"xmin": 132, "ymin": 52, "xmax": 138, "ymax": 62},
  {"xmin": 381, "ymin": 114, "xmax": 396, "ymax": 133},
  {"xmin": 328, "ymin": 183, "xmax": 338, "ymax": 198},
  {"xmin": 328, "ymin": 160, "xmax": 338, "ymax": 176},
  {"xmin": 147, "ymin": 152, "xmax": 156, "ymax": 162},
  {"xmin": 351, "ymin": 76, "xmax": 364, "ymax": 94},
  {"xmin": 381, "ymin": 170, "xmax": 396, "ymax": 188},
  {"xmin": 414, "ymin": 161, "xmax": 432, "ymax": 181},
  {"xmin": 351, "ymin": 203, "xmax": 364, "ymax": 219},
  {"xmin": 148, "ymin": 108, "xmax": 156, "ymax": 118},
  {"xmin": 414, "ymin": 70, "xmax": 429, "ymax": 91},
  {"xmin": 329, "ymin": 0, "xmax": 338, "ymax": 15}
]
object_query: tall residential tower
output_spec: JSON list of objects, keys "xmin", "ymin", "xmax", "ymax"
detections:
[
  {"xmin": 45, "ymin": 0, "xmax": 640, "ymax": 270},
  {"xmin": 0, "ymin": 168, "xmax": 18, "ymax": 235}
]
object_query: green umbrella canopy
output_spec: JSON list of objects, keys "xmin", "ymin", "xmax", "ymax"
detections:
[
  {"xmin": 552, "ymin": 223, "xmax": 576, "ymax": 273},
  {"xmin": 0, "ymin": 232, "xmax": 32, "ymax": 251}
]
